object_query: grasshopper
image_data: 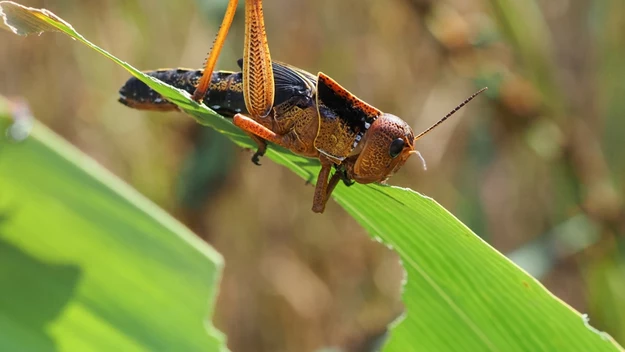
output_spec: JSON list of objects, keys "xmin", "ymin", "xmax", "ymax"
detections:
[{"xmin": 118, "ymin": 0, "xmax": 486, "ymax": 213}]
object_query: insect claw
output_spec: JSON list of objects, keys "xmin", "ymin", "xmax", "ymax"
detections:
[
  {"xmin": 339, "ymin": 172, "xmax": 354, "ymax": 187},
  {"xmin": 252, "ymin": 150, "xmax": 264, "ymax": 166},
  {"xmin": 332, "ymin": 165, "xmax": 354, "ymax": 186}
]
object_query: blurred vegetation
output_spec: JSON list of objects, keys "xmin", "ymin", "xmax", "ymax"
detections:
[
  {"xmin": 1, "ymin": 0, "xmax": 625, "ymax": 351},
  {"xmin": 0, "ymin": 95, "xmax": 226, "ymax": 351}
]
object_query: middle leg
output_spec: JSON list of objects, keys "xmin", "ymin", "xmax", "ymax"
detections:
[{"xmin": 312, "ymin": 156, "xmax": 341, "ymax": 213}]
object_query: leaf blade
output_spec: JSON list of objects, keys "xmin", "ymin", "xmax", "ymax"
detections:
[{"xmin": 0, "ymin": 100, "xmax": 226, "ymax": 350}]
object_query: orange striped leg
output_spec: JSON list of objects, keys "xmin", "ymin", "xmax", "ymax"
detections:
[
  {"xmin": 233, "ymin": 113, "xmax": 280, "ymax": 142},
  {"xmin": 233, "ymin": 113, "xmax": 281, "ymax": 165},
  {"xmin": 192, "ymin": 0, "xmax": 239, "ymax": 101},
  {"xmin": 242, "ymin": 0, "xmax": 274, "ymax": 117}
]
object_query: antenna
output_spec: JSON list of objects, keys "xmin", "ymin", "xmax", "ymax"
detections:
[{"xmin": 414, "ymin": 87, "xmax": 488, "ymax": 141}]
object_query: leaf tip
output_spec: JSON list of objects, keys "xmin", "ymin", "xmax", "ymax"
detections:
[{"xmin": 0, "ymin": 1, "xmax": 73, "ymax": 36}]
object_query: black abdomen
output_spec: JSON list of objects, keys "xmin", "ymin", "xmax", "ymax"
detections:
[{"xmin": 118, "ymin": 69, "xmax": 247, "ymax": 117}]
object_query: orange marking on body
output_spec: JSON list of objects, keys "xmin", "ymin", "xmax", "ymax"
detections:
[{"xmin": 317, "ymin": 73, "xmax": 381, "ymax": 118}]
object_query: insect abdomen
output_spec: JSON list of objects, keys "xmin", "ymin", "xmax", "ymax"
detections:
[{"xmin": 118, "ymin": 69, "xmax": 246, "ymax": 116}]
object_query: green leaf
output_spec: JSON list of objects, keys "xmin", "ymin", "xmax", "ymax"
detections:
[
  {"xmin": 0, "ymin": 100, "xmax": 226, "ymax": 348},
  {"xmin": 1, "ymin": 2, "xmax": 623, "ymax": 351}
]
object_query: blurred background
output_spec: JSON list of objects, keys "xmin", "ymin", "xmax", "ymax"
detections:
[{"xmin": 1, "ymin": 0, "xmax": 624, "ymax": 351}]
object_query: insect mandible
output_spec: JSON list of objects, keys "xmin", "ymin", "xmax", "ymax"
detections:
[{"xmin": 118, "ymin": 0, "xmax": 487, "ymax": 213}]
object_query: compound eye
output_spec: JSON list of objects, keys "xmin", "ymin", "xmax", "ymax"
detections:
[{"xmin": 389, "ymin": 138, "xmax": 405, "ymax": 158}]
